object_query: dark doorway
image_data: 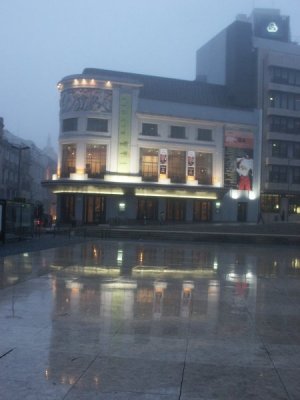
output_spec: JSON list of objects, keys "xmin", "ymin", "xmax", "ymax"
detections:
[
  {"xmin": 237, "ymin": 202, "xmax": 247, "ymax": 222},
  {"xmin": 166, "ymin": 199, "xmax": 186, "ymax": 222},
  {"xmin": 60, "ymin": 194, "xmax": 75, "ymax": 223},
  {"xmin": 137, "ymin": 198, "xmax": 158, "ymax": 221},
  {"xmin": 84, "ymin": 195, "xmax": 106, "ymax": 224}
]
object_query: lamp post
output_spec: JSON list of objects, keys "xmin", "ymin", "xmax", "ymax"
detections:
[{"xmin": 11, "ymin": 144, "xmax": 30, "ymax": 199}]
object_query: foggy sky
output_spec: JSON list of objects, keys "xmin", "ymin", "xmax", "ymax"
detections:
[{"xmin": 1, "ymin": 0, "xmax": 300, "ymax": 150}]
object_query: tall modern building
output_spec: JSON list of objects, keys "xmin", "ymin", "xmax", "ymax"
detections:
[{"xmin": 196, "ymin": 8, "xmax": 300, "ymax": 221}]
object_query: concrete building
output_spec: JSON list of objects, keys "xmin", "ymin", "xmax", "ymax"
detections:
[
  {"xmin": 43, "ymin": 69, "xmax": 259, "ymax": 224},
  {"xmin": 0, "ymin": 118, "xmax": 57, "ymax": 216},
  {"xmin": 196, "ymin": 8, "xmax": 300, "ymax": 221}
]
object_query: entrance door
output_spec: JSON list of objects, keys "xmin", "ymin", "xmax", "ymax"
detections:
[
  {"xmin": 84, "ymin": 195, "xmax": 106, "ymax": 224},
  {"xmin": 193, "ymin": 200, "xmax": 212, "ymax": 222},
  {"xmin": 166, "ymin": 199, "xmax": 186, "ymax": 222},
  {"xmin": 237, "ymin": 202, "xmax": 247, "ymax": 222},
  {"xmin": 60, "ymin": 194, "xmax": 75, "ymax": 223},
  {"xmin": 137, "ymin": 198, "xmax": 158, "ymax": 221}
]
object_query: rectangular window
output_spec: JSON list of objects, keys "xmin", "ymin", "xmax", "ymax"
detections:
[
  {"xmin": 271, "ymin": 66, "xmax": 300, "ymax": 87},
  {"xmin": 141, "ymin": 123, "xmax": 158, "ymax": 136},
  {"xmin": 260, "ymin": 194, "xmax": 280, "ymax": 212},
  {"xmin": 293, "ymin": 143, "xmax": 300, "ymax": 159},
  {"xmin": 61, "ymin": 144, "xmax": 76, "ymax": 177},
  {"xmin": 168, "ymin": 150, "xmax": 186, "ymax": 183},
  {"xmin": 269, "ymin": 91, "xmax": 300, "ymax": 111},
  {"xmin": 87, "ymin": 118, "xmax": 108, "ymax": 132},
  {"xmin": 62, "ymin": 118, "xmax": 78, "ymax": 132},
  {"xmin": 269, "ymin": 165, "xmax": 288, "ymax": 183},
  {"xmin": 170, "ymin": 126, "xmax": 186, "ymax": 139},
  {"xmin": 296, "ymin": 95, "xmax": 300, "ymax": 111},
  {"xmin": 197, "ymin": 128, "xmax": 212, "ymax": 141},
  {"xmin": 195, "ymin": 152, "xmax": 212, "ymax": 185},
  {"xmin": 140, "ymin": 148, "xmax": 159, "ymax": 182},
  {"xmin": 86, "ymin": 144, "xmax": 107, "ymax": 178},
  {"xmin": 271, "ymin": 141, "xmax": 288, "ymax": 158},
  {"xmin": 270, "ymin": 116, "xmax": 300, "ymax": 134},
  {"xmin": 292, "ymin": 167, "xmax": 300, "ymax": 184}
]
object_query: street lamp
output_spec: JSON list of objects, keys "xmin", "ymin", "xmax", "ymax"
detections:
[{"xmin": 11, "ymin": 144, "xmax": 30, "ymax": 199}]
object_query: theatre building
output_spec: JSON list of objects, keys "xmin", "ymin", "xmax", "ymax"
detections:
[{"xmin": 43, "ymin": 68, "xmax": 259, "ymax": 224}]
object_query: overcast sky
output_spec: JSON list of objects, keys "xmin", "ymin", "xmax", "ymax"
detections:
[{"xmin": 1, "ymin": 0, "xmax": 300, "ymax": 149}]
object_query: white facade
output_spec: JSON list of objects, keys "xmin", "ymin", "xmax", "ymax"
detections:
[{"xmin": 44, "ymin": 70, "xmax": 260, "ymax": 225}]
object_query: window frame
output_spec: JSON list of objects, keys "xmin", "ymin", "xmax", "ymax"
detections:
[{"xmin": 170, "ymin": 125, "xmax": 186, "ymax": 139}]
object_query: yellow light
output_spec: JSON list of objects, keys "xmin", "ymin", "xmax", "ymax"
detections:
[
  {"xmin": 105, "ymin": 81, "xmax": 112, "ymax": 87},
  {"xmin": 135, "ymin": 188, "xmax": 217, "ymax": 199},
  {"xmin": 104, "ymin": 174, "xmax": 142, "ymax": 183},
  {"xmin": 53, "ymin": 186, "xmax": 124, "ymax": 195}
]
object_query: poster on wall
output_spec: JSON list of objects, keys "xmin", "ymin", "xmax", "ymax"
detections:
[
  {"xmin": 224, "ymin": 129, "xmax": 254, "ymax": 190},
  {"xmin": 159, "ymin": 149, "xmax": 168, "ymax": 175},
  {"xmin": 187, "ymin": 150, "xmax": 195, "ymax": 177}
]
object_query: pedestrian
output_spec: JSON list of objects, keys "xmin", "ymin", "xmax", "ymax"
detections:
[{"xmin": 257, "ymin": 211, "xmax": 264, "ymax": 224}]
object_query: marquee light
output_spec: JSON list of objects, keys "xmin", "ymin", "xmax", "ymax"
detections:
[
  {"xmin": 135, "ymin": 188, "xmax": 218, "ymax": 199},
  {"xmin": 53, "ymin": 186, "xmax": 124, "ymax": 195}
]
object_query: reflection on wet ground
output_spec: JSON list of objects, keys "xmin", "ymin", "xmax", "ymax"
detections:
[{"xmin": 1, "ymin": 240, "xmax": 300, "ymax": 399}]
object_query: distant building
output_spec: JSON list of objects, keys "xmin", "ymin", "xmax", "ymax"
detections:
[
  {"xmin": 0, "ymin": 120, "xmax": 57, "ymax": 216},
  {"xmin": 43, "ymin": 69, "xmax": 259, "ymax": 224},
  {"xmin": 196, "ymin": 8, "xmax": 300, "ymax": 221}
]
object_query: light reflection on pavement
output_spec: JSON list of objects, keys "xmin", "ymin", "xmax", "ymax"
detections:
[{"xmin": 0, "ymin": 240, "xmax": 300, "ymax": 399}]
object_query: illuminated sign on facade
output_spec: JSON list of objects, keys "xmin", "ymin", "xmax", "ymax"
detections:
[{"xmin": 118, "ymin": 93, "xmax": 132, "ymax": 173}]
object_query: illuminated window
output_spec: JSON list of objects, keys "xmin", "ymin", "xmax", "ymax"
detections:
[
  {"xmin": 260, "ymin": 194, "xmax": 280, "ymax": 212},
  {"xmin": 85, "ymin": 144, "xmax": 106, "ymax": 178},
  {"xmin": 140, "ymin": 148, "xmax": 159, "ymax": 182},
  {"xmin": 61, "ymin": 144, "xmax": 76, "ymax": 177},
  {"xmin": 168, "ymin": 150, "xmax": 186, "ymax": 183},
  {"xmin": 196, "ymin": 153, "xmax": 212, "ymax": 185}
]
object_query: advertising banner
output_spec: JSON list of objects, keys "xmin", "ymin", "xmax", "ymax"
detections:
[
  {"xmin": 224, "ymin": 129, "xmax": 254, "ymax": 190},
  {"xmin": 187, "ymin": 150, "xmax": 195, "ymax": 177},
  {"xmin": 159, "ymin": 149, "xmax": 168, "ymax": 175}
]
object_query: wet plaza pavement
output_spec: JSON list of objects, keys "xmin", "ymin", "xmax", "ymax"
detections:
[{"xmin": 1, "ymin": 238, "xmax": 300, "ymax": 399}]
